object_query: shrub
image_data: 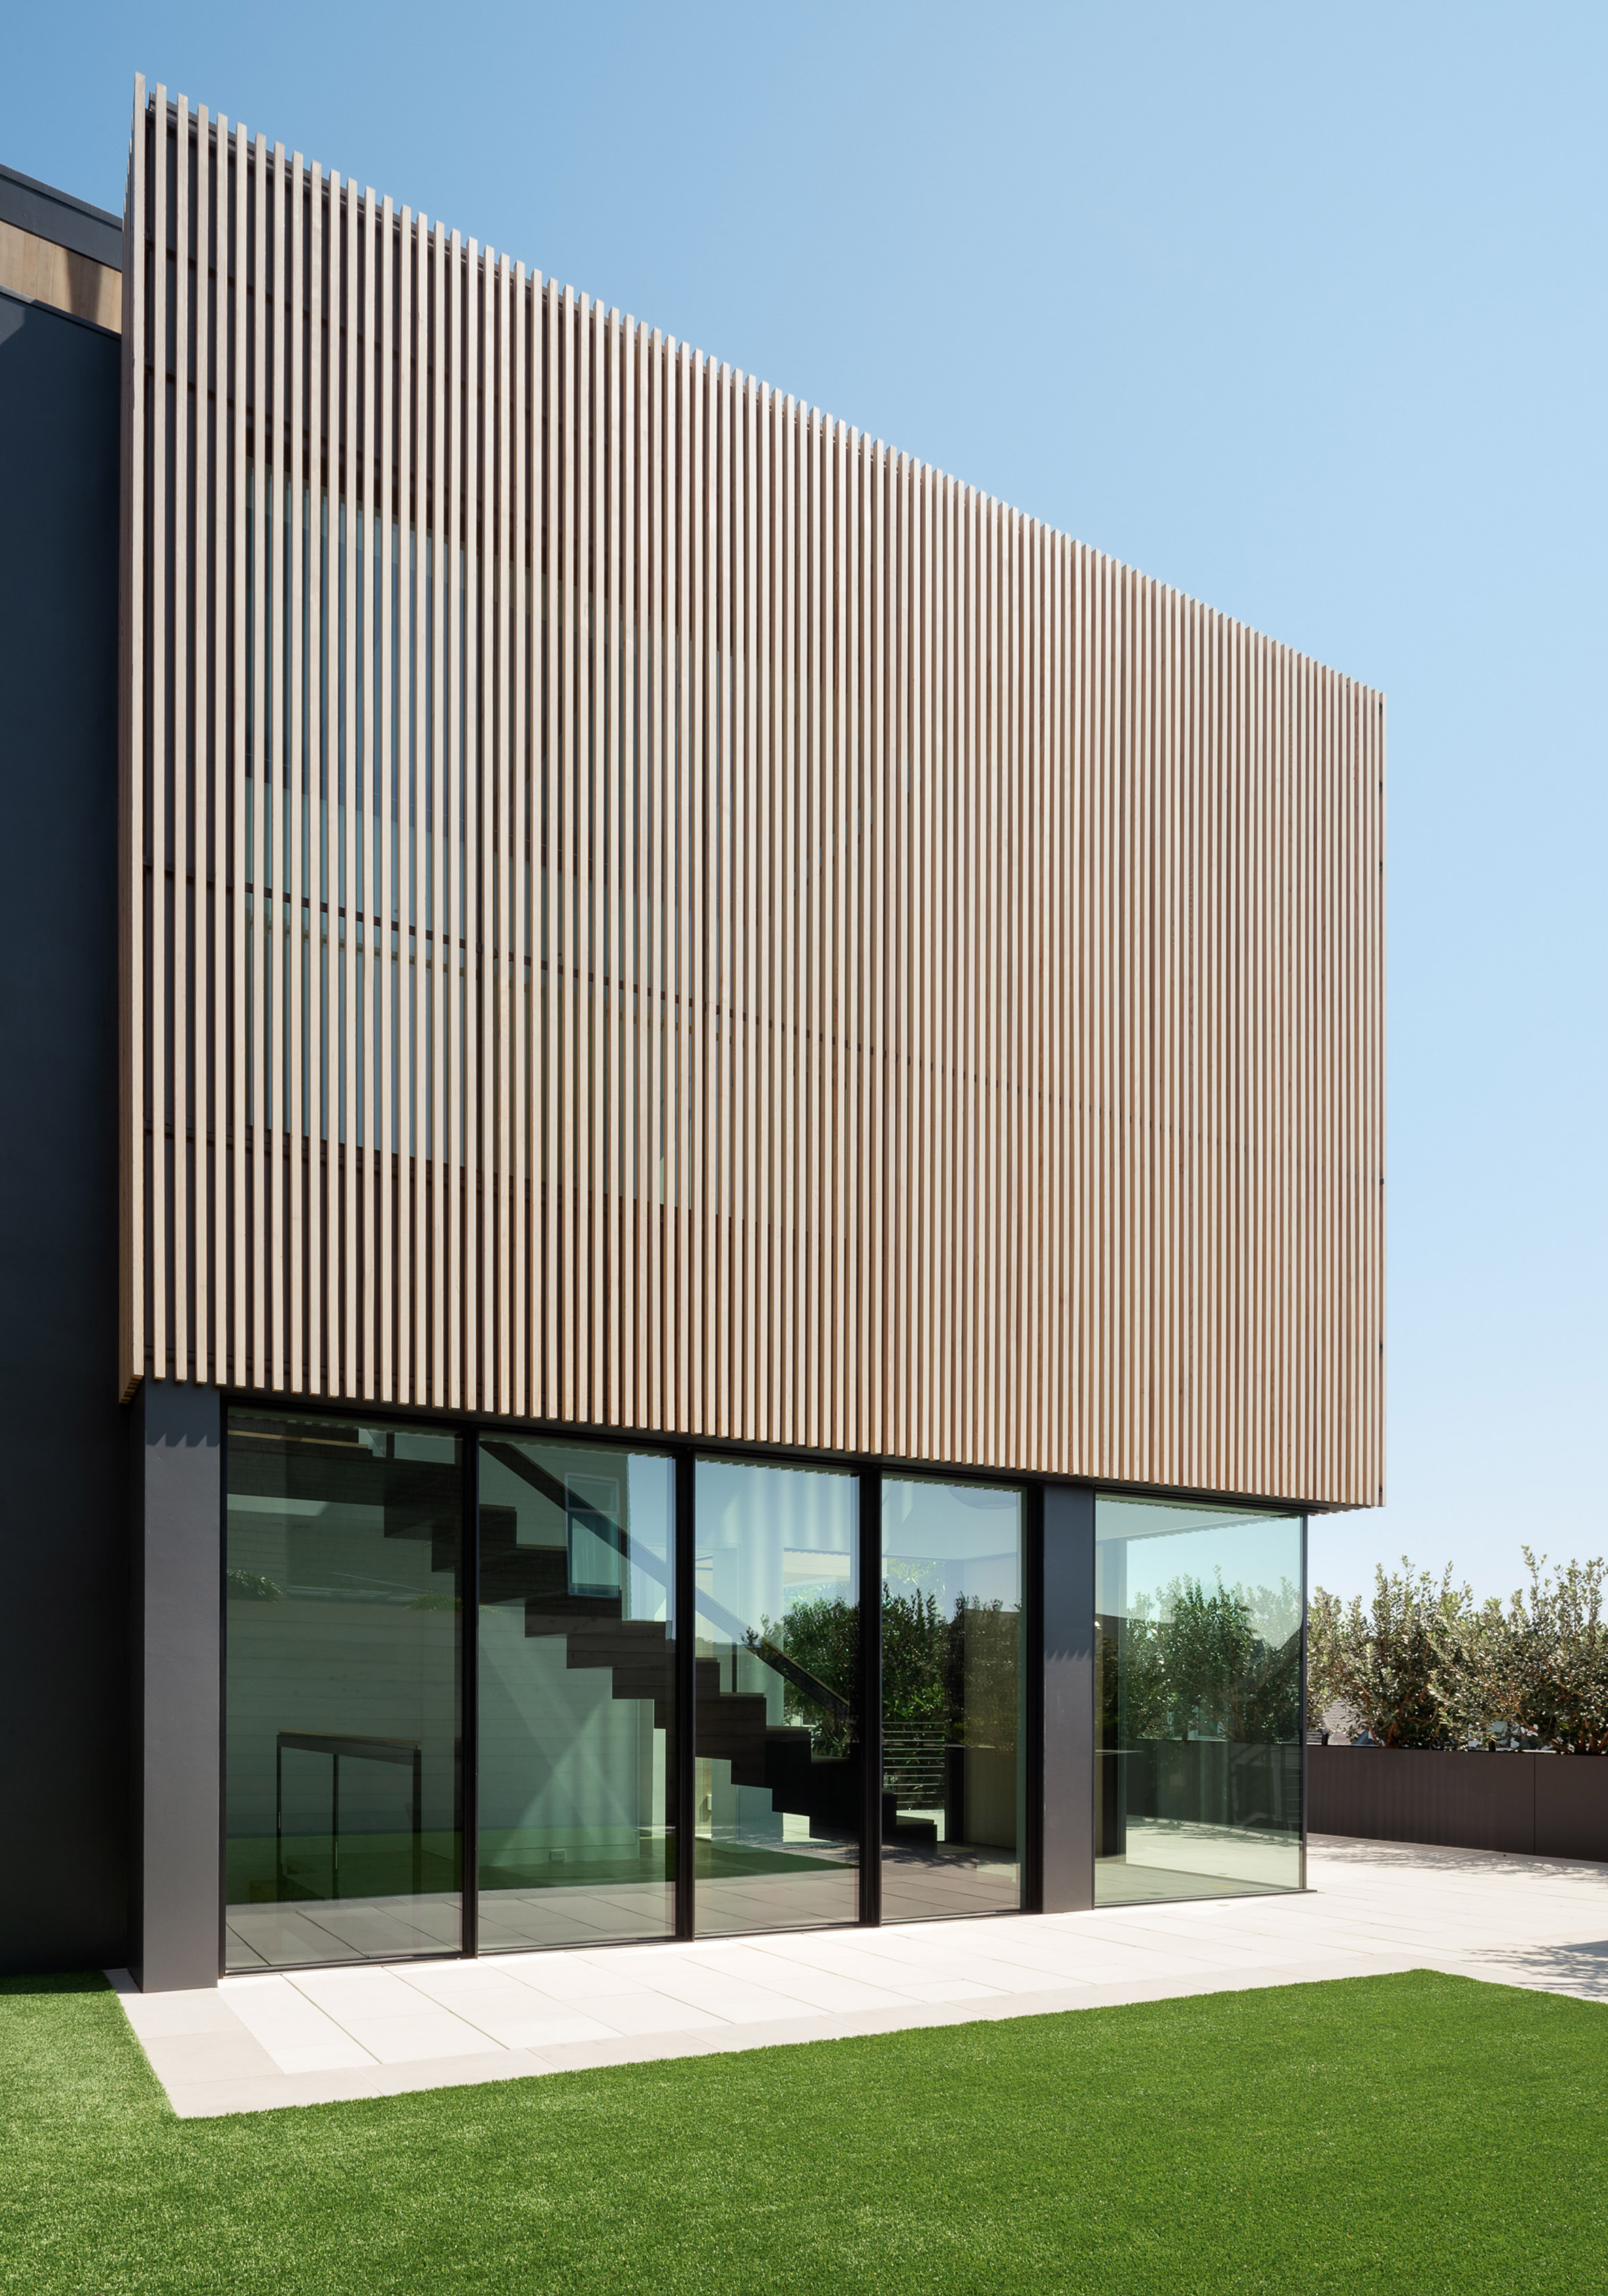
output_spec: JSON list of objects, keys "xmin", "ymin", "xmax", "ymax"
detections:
[
  {"xmin": 1433, "ymin": 1550, "xmax": 1608, "ymax": 1755},
  {"xmin": 1313, "ymin": 1560, "xmax": 1474, "ymax": 1748}
]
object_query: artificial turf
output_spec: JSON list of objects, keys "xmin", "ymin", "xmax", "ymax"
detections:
[{"xmin": 2, "ymin": 1967, "xmax": 1605, "ymax": 2293}]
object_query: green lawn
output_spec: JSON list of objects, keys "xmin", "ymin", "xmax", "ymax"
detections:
[{"xmin": 3, "ymin": 1967, "xmax": 1605, "ymax": 2294}]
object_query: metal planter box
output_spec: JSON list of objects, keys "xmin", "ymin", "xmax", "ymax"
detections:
[{"xmin": 1309, "ymin": 1745, "xmax": 1608, "ymax": 1859}]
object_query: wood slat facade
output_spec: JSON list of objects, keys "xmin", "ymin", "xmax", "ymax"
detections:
[{"xmin": 120, "ymin": 82, "xmax": 1384, "ymax": 1507}]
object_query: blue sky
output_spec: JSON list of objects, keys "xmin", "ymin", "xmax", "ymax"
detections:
[{"xmin": 7, "ymin": 2, "xmax": 1603, "ymax": 1604}]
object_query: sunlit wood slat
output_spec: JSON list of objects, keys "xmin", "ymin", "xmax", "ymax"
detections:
[{"xmin": 125, "ymin": 84, "xmax": 1385, "ymax": 1509}]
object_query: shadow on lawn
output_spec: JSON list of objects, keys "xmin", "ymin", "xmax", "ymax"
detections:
[{"xmin": 0, "ymin": 1969, "xmax": 112, "ymax": 2001}]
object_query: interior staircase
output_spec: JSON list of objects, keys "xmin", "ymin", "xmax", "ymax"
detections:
[
  {"xmin": 518, "ymin": 1597, "xmax": 865, "ymax": 1840},
  {"xmin": 382, "ymin": 1444, "xmax": 923, "ymax": 1845}
]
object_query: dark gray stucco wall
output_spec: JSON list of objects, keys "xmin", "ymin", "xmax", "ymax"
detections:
[
  {"xmin": 1041, "ymin": 1483, "xmax": 1096, "ymax": 1912},
  {"xmin": 130, "ymin": 1383, "xmax": 223, "ymax": 1991},
  {"xmin": 0, "ymin": 286, "xmax": 127, "ymax": 1975}
]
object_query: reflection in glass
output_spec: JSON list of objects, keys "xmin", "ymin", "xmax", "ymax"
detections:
[
  {"xmin": 880, "ymin": 1480, "xmax": 1024, "ymax": 1920},
  {"xmin": 224, "ymin": 1413, "xmax": 463, "ymax": 1971},
  {"xmin": 478, "ymin": 1440, "xmax": 675, "ymax": 1948},
  {"xmin": 1096, "ymin": 1497, "xmax": 1303, "ymax": 1905},
  {"xmin": 693, "ymin": 1461, "xmax": 860, "ymax": 1936}
]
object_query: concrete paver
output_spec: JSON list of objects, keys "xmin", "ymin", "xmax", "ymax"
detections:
[{"xmin": 107, "ymin": 1835, "xmax": 1608, "ymax": 2117}]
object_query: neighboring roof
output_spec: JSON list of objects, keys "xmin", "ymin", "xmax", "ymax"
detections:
[{"xmin": 0, "ymin": 162, "xmax": 122, "ymax": 268}]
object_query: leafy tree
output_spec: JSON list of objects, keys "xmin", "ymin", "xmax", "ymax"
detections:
[
  {"xmin": 881, "ymin": 1586, "xmax": 949, "ymax": 1729},
  {"xmin": 1431, "ymin": 1550, "xmax": 1608, "ymax": 1754},
  {"xmin": 1158, "ymin": 1578, "xmax": 1258, "ymax": 1739},
  {"xmin": 1307, "ymin": 1584, "xmax": 1343, "ymax": 1732},
  {"xmin": 761, "ymin": 1585, "xmax": 1020, "ymax": 1750},
  {"xmin": 1102, "ymin": 1574, "xmax": 1300, "ymax": 1748},
  {"xmin": 948, "ymin": 1596, "xmax": 1018, "ymax": 1752},
  {"xmin": 767, "ymin": 1593, "xmax": 858, "ymax": 1705},
  {"xmin": 1234, "ymin": 1582, "xmax": 1303, "ymax": 1746},
  {"xmin": 1318, "ymin": 1560, "xmax": 1473, "ymax": 1748}
]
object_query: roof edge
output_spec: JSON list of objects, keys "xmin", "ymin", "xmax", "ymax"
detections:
[{"xmin": 0, "ymin": 160, "xmax": 122, "ymax": 269}]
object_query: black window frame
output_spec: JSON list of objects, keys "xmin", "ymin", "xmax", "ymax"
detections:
[{"xmin": 219, "ymin": 1395, "xmax": 1306, "ymax": 1975}]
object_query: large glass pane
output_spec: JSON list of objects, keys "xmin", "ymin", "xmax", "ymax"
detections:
[
  {"xmin": 478, "ymin": 1439, "xmax": 675, "ymax": 1948},
  {"xmin": 224, "ymin": 1412, "xmax": 463, "ymax": 1971},
  {"xmin": 880, "ymin": 1480, "xmax": 1024, "ymax": 1920},
  {"xmin": 693, "ymin": 1461, "xmax": 860, "ymax": 1936},
  {"xmin": 1095, "ymin": 1496, "xmax": 1303, "ymax": 1905}
]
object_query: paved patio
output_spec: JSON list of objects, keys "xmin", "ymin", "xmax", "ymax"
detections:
[{"xmin": 112, "ymin": 1835, "xmax": 1608, "ymax": 2118}]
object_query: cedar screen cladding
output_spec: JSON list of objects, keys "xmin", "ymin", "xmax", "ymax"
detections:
[{"xmin": 120, "ymin": 82, "xmax": 1384, "ymax": 1507}]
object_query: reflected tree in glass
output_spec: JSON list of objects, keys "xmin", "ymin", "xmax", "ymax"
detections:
[
  {"xmin": 1096, "ymin": 1498, "xmax": 1303, "ymax": 1908},
  {"xmin": 881, "ymin": 1481, "xmax": 1024, "ymax": 1923},
  {"xmin": 693, "ymin": 1460, "xmax": 860, "ymax": 1938}
]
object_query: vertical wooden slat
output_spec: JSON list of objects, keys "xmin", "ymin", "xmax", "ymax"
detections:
[
  {"xmin": 709, "ymin": 361, "xmax": 728, "ymax": 1436},
  {"xmin": 643, "ymin": 325, "xmax": 663, "ymax": 1431},
  {"xmin": 603, "ymin": 305, "xmax": 622, "ymax": 1427},
  {"xmin": 286, "ymin": 147, "xmax": 305, "ymax": 1396},
  {"xmin": 338, "ymin": 174, "xmax": 358, "ymax": 1397},
  {"xmin": 120, "ymin": 78, "xmax": 147, "ymax": 1399},
  {"xmin": 775, "ymin": 390, "xmax": 792, "ymax": 1446},
  {"xmin": 130, "ymin": 83, "xmax": 1385, "ymax": 1511},
  {"xmin": 480, "ymin": 246, "xmax": 499, "ymax": 1412},
  {"xmin": 229, "ymin": 118, "xmax": 248, "ymax": 1387},
  {"xmin": 403, "ymin": 208, "xmax": 424, "ymax": 1407},
  {"xmin": 376, "ymin": 193, "xmax": 395, "ymax": 1404},
  {"xmin": 512, "ymin": 261, "xmax": 529, "ymax": 1421},
  {"xmin": 675, "ymin": 342, "xmax": 693, "ymax": 1437},
  {"xmin": 247, "ymin": 128, "xmax": 269, "ymax": 1389},
  {"xmin": 443, "ymin": 227, "xmax": 463, "ymax": 1409},
  {"xmin": 622, "ymin": 305, "xmax": 639, "ymax": 1427},
  {"xmin": 587, "ymin": 297, "xmax": 605, "ymax": 1425},
  {"xmin": 429, "ymin": 220, "xmax": 448, "ymax": 1408},
  {"xmin": 541, "ymin": 280, "xmax": 561, "ymax": 1421},
  {"xmin": 493, "ymin": 247, "xmax": 509, "ymax": 1412},
  {"xmin": 392, "ymin": 202, "xmax": 412, "ymax": 1403},
  {"xmin": 150, "ymin": 86, "xmax": 169, "ymax": 1385},
  {"xmin": 266, "ymin": 140, "xmax": 287, "ymax": 1395},
  {"xmin": 743, "ymin": 371, "xmax": 756, "ymax": 1439},
  {"xmin": 197, "ymin": 103, "xmax": 218, "ymax": 1384},
  {"xmin": 171, "ymin": 95, "xmax": 191, "ymax": 1386},
  {"xmin": 463, "ymin": 226, "xmax": 480, "ymax": 1412},
  {"xmin": 354, "ymin": 186, "xmax": 375, "ymax": 1397},
  {"xmin": 307, "ymin": 158, "xmax": 325, "ymax": 1394}
]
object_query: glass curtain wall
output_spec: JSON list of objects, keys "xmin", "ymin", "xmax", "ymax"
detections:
[
  {"xmin": 224, "ymin": 1420, "xmax": 1305, "ymax": 1966},
  {"xmin": 477, "ymin": 1439, "xmax": 675, "ymax": 1948},
  {"xmin": 693, "ymin": 1461, "xmax": 860, "ymax": 1936},
  {"xmin": 224, "ymin": 1412, "xmax": 463, "ymax": 1971},
  {"xmin": 1095, "ymin": 1496, "xmax": 1303, "ymax": 1904},
  {"xmin": 881, "ymin": 1480, "xmax": 1025, "ymax": 1920}
]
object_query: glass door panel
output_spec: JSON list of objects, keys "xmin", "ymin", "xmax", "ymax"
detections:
[
  {"xmin": 693, "ymin": 1461, "xmax": 860, "ymax": 1937},
  {"xmin": 478, "ymin": 1440, "xmax": 675, "ymax": 1948},
  {"xmin": 224, "ymin": 1412, "xmax": 463, "ymax": 1971},
  {"xmin": 881, "ymin": 1479, "xmax": 1024, "ymax": 1920},
  {"xmin": 1095, "ymin": 1497, "xmax": 1303, "ymax": 1905}
]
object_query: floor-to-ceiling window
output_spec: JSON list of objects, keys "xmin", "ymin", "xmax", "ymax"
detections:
[
  {"xmin": 224, "ymin": 1408, "xmax": 1305, "ymax": 1972},
  {"xmin": 880, "ymin": 1480, "xmax": 1025, "ymax": 1921},
  {"xmin": 477, "ymin": 1437, "xmax": 675, "ymax": 1950},
  {"xmin": 1095, "ymin": 1496, "xmax": 1303, "ymax": 1905},
  {"xmin": 693, "ymin": 1460, "xmax": 861, "ymax": 1936},
  {"xmin": 224, "ymin": 1413, "xmax": 463, "ymax": 1971}
]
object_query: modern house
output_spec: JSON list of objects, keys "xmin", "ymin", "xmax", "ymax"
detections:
[{"xmin": 0, "ymin": 81, "xmax": 1384, "ymax": 1994}]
